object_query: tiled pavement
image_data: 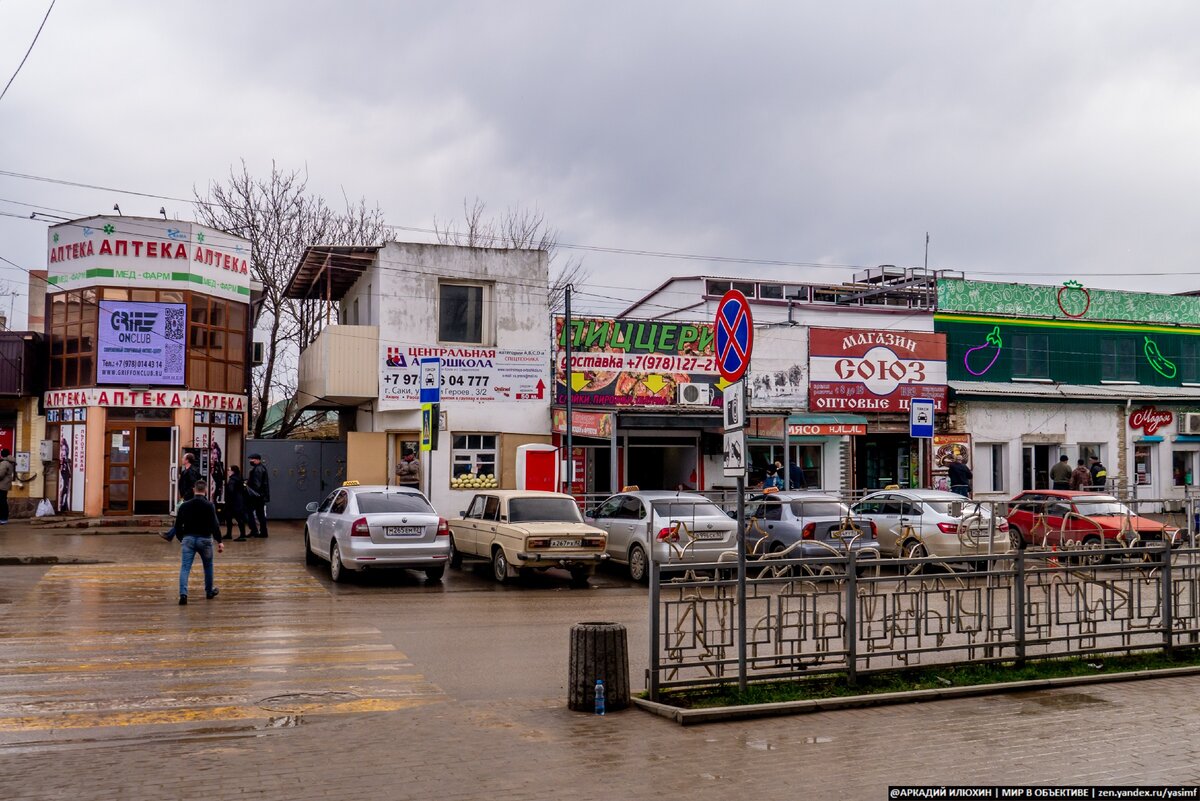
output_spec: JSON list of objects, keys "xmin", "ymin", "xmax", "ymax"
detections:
[{"xmin": 1, "ymin": 521, "xmax": 1199, "ymax": 800}]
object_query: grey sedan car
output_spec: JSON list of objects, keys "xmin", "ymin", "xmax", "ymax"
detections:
[
  {"xmin": 743, "ymin": 492, "xmax": 880, "ymax": 561},
  {"xmin": 304, "ymin": 483, "xmax": 451, "ymax": 583},
  {"xmin": 587, "ymin": 490, "xmax": 737, "ymax": 582},
  {"xmin": 850, "ymin": 488, "xmax": 1010, "ymax": 560}
]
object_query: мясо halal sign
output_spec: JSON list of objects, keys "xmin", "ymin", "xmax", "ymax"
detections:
[{"xmin": 808, "ymin": 327, "xmax": 948, "ymax": 412}]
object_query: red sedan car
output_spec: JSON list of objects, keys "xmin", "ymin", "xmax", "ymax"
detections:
[{"xmin": 1006, "ymin": 490, "xmax": 1180, "ymax": 557}]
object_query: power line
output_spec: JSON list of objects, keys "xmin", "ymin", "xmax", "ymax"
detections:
[{"xmin": 0, "ymin": 0, "xmax": 56, "ymax": 103}]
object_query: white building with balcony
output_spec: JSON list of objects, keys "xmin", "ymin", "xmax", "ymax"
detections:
[{"xmin": 285, "ymin": 241, "xmax": 552, "ymax": 514}]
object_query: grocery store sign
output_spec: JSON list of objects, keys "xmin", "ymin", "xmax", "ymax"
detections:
[
  {"xmin": 554, "ymin": 316, "xmax": 719, "ymax": 407},
  {"xmin": 787, "ymin": 423, "xmax": 866, "ymax": 437},
  {"xmin": 1129, "ymin": 406, "xmax": 1173, "ymax": 436},
  {"xmin": 47, "ymin": 217, "xmax": 252, "ymax": 303},
  {"xmin": 379, "ymin": 342, "xmax": 548, "ymax": 409},
  {"xmin": 45, "ymin": 389, "xmax": 247, "ymax": 411},
  {"xmin": 808, "ymin": 328, "xmax": 947, "ymax": 413}
]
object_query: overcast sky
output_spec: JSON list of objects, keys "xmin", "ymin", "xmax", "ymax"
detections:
[{"xmin": 2, "ymin": 1, "xmax": 1200, "ymax": 329}]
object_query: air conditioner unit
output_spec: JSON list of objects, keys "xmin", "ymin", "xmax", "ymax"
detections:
[
  {"xmin": 677, "ymin": 383, "xmax": 713, "ymax": 406},
  {"xmin": 1183, "ymin": 413, "xmax": 1200, "ymax": 435}
]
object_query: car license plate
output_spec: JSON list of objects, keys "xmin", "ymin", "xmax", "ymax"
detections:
[
  {"xmin": 384, "ymin": 526, "xmax": 424, "ymax": 537},
  {"xmin": 549, "ymin": 538, "xmax": 580, "ymax": 548},
  {"xmin": 693, "ymin": 530, "xmax": 724, "ymax": 540}
]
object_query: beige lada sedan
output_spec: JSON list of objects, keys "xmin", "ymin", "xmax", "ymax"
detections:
[{"xmin": 448, "ymin": 490, "xmax": 608, "ymax": 586}]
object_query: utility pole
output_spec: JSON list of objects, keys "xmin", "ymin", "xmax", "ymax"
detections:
[{"xmin": 564, "ymin": 284, "xmax": 573, "ymax": 494}]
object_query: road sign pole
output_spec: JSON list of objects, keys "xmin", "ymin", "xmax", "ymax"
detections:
[{"xmin": 737, "ymin": 435, "xmax": 747, "ymax": 691}]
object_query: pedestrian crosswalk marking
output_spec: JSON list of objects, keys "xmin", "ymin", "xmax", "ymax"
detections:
[{"xmin": 0, "ymin": 561, "xmax": 447, "ymax": 742}]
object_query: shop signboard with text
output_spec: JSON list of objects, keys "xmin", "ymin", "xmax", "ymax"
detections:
[
  {"xmin": 378, "ymin": 342, "xmax": 548, "ymax": 409},
  {"xmin": 97, "ymin": 301, "xmax": 186, "ymax": 385},
  {"xmin": 808, "ymin": 328, "xmax": 948, "ymax": 413},
  {"xmin": 45, "ymin": 389, "xmax": 247, "ymax": 411},
  {"xmin": 554, "ymin": 316, "xmax": 719, "ymax": 407},
  {"xmin": 47, "ymin": 217, "xmax": 252, "ymax": 303},
  {"xmin": 551, "ymin": 409, "xmax": 614, "ymax": 439}
]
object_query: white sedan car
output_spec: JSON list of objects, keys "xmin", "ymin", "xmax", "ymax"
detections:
[{"xmin": 304, "ymin": 483, "xmax": 451, "ymax": 583}]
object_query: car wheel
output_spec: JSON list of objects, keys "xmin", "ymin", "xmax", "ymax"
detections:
[
  {"xmin": 448, "ymin": 535, "xmax": 463, "ymax": 569},
  {"xmin": 304, "ymin": 527, "xmax": 319, "ymax": 566},
  {"xmin": 1009, "ymin": 525, "xmax": 1027, "ymax": 551},
  {"xmin": 904, "ymin": 540, "xmax": 928, "ymax": 573},
  {"xmin": 491, "ymin": 547, "xmax": 510, "ymax": 584},
  {"xmin": 569, "ymin": 567, "xmax": 591, "ymax": 588},
  {"xmin": 330, "ymin": 541, "xmax": 347, "ymax": 583},
  {"xmin": 1079, "ymin": 535, "xmax": 1108, "ymax": 566},
  {"xmin": 628, "ymin": 544, "xmax": 648, "ymax": 584},
  {"xmin": 424, "ymin": 564, "xmax": 445, "ymax": 582}
]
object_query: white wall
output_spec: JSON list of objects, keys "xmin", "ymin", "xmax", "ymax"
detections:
[{"xmin": 341, "ymin": 242, "xmax": 551, "ymax": 514}]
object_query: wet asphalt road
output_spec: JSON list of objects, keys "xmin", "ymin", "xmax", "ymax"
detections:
[{"xmin": 4, "ymin": 521, "xmax": 1200, "ymax": 800}]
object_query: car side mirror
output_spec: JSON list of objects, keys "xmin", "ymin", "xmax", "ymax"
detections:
[
  {"xmin": 586, "ymin": 508, "xmax": 598, "ymax": 517},
  {"xmin": 459, "ymin": 510, "xmax": 467, "ymax": 517},
  {"xmin": 727, "ymin": 510, "xmax": 736, "ymax": 519},
  {"xmin": 305, "ymin": 502, "xmax": 318, "ymax": 513}
]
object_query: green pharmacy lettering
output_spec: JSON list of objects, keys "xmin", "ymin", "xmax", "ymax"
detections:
[
  {"xmin": 1144, "ymin": 337, "xmax": 1177, "ymax": 379},
  {"xmin": 964, "ymin": 326, "xmax": 1003, "ymax": 376}
]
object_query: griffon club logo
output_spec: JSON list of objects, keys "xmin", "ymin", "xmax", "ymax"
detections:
[{"xmin": 110, "ymin": 310, "xmax": 158, "ymax": 342}]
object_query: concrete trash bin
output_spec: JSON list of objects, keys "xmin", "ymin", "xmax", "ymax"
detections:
[{"xmin": 568, "ymin": 621, "xmax": 630, "ymax": 712}]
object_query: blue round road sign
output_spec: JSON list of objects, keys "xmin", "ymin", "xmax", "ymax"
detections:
[{"xmin": 714, "ymin": 290, "xmax": 753, "ymax": 383}]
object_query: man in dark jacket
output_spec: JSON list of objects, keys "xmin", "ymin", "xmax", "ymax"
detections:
[
  {"xmin": 947, "ymin": 455, "xmax": 973, "ymax": 498},
  {"xmin": 174, "ymin": 478, "xmax": 223, "ymax": 605},
  {"xmin": 1050, "ymin": 454, "xmax": 1073, "ymax": 490},
  {"xmin": 0, "ymin": 448, "xmax": 16, "ymax": 524},
  {"xmin": 225, "ymin": 464, "xmax": 248, "ymax": 541},
  {"xmin": 246, "ymin": 454, "xmax": 270, "ymax": 538},
  {"xmin": 1089, "ymin": 457, "xmax": 1109, "ymax": 491},
  {"xmin": 178, "ymin": 452, "xmax": 201, "ymax": 502}
]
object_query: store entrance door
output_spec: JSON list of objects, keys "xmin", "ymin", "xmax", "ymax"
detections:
[
  {"xmin": 104, "ymin": 427, "xmax": 134, "ymax": 515},
  {"xmin": 1022, "ymin": 445, "xmax": 1054, "ymax": 490},
  {"xmin": 103, "ymin": 423, "xmax": 173, "ymax": 515}
]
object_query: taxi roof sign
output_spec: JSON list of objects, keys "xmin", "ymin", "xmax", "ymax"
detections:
[{"xmin": 342, "ymin": 480, "xmax": 361, "ymax": 486}]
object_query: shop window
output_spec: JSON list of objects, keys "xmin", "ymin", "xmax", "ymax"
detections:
[
  {"xmin": 757, "ymin": 283, "xmax": 783, "ymax": 300},
  {"xmin": 784, "ymin": 285, "xmax": 809, "ymax": 302},
  {"xmin": 187, "ymin": 294, "xmax": 249, "ymax": 393},
  {"xmin": 1011, "ymin": 333, "xmax": 1050, "ymax": 379},
  {"xmin": 705, "ymin": 280, "xmax": 730, "ymax": 296},
  {"xmin": 439, "ymin": 282, "xmax": 488, "ymax": 344},
  {"xmin": 1134, "ymin": 444, "xmax": 1153, "ymax": 486},
  {"xmin": 452, "ymin": 433, "xmax": 498, "ymax": 480},
  {"xmin": 47, "ymin": 288, "xmax": 98, "ymax": 389},
  {"xmin": 1079, "ymin": 443, "xmax": 1103, "ymax": 463},
  {"xmin": 1101, "ymin": 338, "xmax": 1137, "ymax": 382},
  {"xmin": 790, "ymin": 444, "xmax": 822, "ymax": 489},
  {"xmin": 1181, "ymin": 340, "xmax": 1200, "ymax": 383},
  {"xmin": 984, "ymin": 444, "xmax": 1005, "ymax": 493},
  {"xmin": 1173, "ymin": 450, "xmax": 1195, "ymax": 486}
]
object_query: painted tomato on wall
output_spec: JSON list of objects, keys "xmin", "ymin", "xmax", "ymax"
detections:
[{"xmin": 1057, "ymin": 280, "xmax": 1091, "ymax": 318}]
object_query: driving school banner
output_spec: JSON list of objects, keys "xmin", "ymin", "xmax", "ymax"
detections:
[
  {"xmin": 808, "ymin": 327, "xmax": 948, "ymax": 413},
  {"xmin": 554, "ymin": 316, "xmax": 719, "ymax": 407},
  {"xmin": 378, "ymin": 342, "xmax": 549, "ymax": 409}
]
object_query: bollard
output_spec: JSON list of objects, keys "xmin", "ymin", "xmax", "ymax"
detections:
[{"xmin": 568, "ymin": 622, "xmax": 629, "ymax": 712}]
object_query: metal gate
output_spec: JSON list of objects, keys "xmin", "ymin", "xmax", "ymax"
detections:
[{"xmin": 244, "ymin": 440, "xmax": 347, "ymax": 519}]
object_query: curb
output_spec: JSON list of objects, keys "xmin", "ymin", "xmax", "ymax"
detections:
[{"xmin": 633, "ymin": 664, "xmax": 1200, "ymax": 725}]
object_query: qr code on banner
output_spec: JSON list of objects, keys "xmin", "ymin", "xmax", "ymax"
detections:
[
  {"xmin": 164, "ymin": 307, "xmax": 185, "ymax": 341},
  {"xmin": 165, "ymin": 344, "xmax": 183, "ymax": 375}
]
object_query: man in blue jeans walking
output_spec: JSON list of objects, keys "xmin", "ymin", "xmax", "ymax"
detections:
[{"xmin": 175, "ymin": 478, "xmax": 224, "ymax": 605}]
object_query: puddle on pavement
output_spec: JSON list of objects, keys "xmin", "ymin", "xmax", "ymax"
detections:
[
  {"xmin": 1015, "ymin": 691, "xmax": 1109, "ymax": 712},
  {"xmin": 805, "ymin": 736, "xmax": 834, "ymax": 744},
  {"xmin": 256, "ymin": 691, "xmax": 359, "ymax": 712},
  {"xmin": 262, "ymin": 715, "xmax": 304, "ymax": 729},
  {"xmin": 744, "ymin": 737, "xmax": 777, "ymax": 751}
]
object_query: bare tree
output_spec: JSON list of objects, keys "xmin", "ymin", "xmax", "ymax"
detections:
[
  {"xmin": 434, "ymin": 198, "xmax": 589, "ymax": 311},
  {"xmin": 194, "ymin": 161, "xmax": 387, "ymax": 438}
]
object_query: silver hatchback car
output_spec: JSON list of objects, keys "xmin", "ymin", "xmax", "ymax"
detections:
[
  {"xmin": 304, "ymin": 483, "xmax": 451, "ymax": 583},
  {"xmin": 588, "ymin": 490, "xmax": 738, "ymax": 581}
]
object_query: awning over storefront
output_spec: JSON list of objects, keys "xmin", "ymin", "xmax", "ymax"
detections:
[{"xmin": 786, "ymin": 413, "xmax": 868, "ymax": 437}]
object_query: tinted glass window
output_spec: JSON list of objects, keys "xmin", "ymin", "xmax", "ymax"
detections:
[
  {"xmin": 761, "ymin": 501, "xmax": 783, "ymax": 521},
  {"xmin": 318, "ymin": 492, "xmax": 336, "ymax": 513},
  {"xmin": 651, "ymin": 500, "xmax": 725, "ymax": 517},
  {"xmin": 439, "ymin": 283, "xmax": 484, "ymax": 343},
  {"xmin": 508, "ymin": 498, "xmax": 583, "ymax": 523},
  {"xmin": 595, "ymin": 497, "xmax": 622, "ymax": 518},
  {"xmin": 482, "ymin": 496, "xmax": 501, "ymax": 521},
  {"xmin": 791, "ymin": 501, "xmax": 848, "ymax": 517},
  {"xmin": 1074, "ymin": 499, "xmax": 1131, "ymax": 516},
  {"xmin": 330, "ymin": 491, "xmax": 348, "ymax": 515},
  {"xmin": 355, "ymin": 492, "xmax": 434, "ymax": 514}
]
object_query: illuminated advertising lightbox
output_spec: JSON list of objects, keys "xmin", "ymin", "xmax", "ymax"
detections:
[{"xmin": 97, "ymin": 301, "xmax": 187, "ymax": 385}]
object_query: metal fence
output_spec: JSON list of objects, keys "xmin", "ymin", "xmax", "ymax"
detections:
[{"xmin": 646, "ymin": 540, "xmax": 1200, "ymax": 701}]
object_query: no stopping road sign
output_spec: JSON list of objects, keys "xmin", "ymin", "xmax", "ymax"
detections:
[{"xmin": 715, "ymin": 290, "xmax": 753, "ymax": 383}]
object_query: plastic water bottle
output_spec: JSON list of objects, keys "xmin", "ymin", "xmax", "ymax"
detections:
[{"xmin": 594, "ymin": 679, "xmax": 606, "ymax": 716}]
